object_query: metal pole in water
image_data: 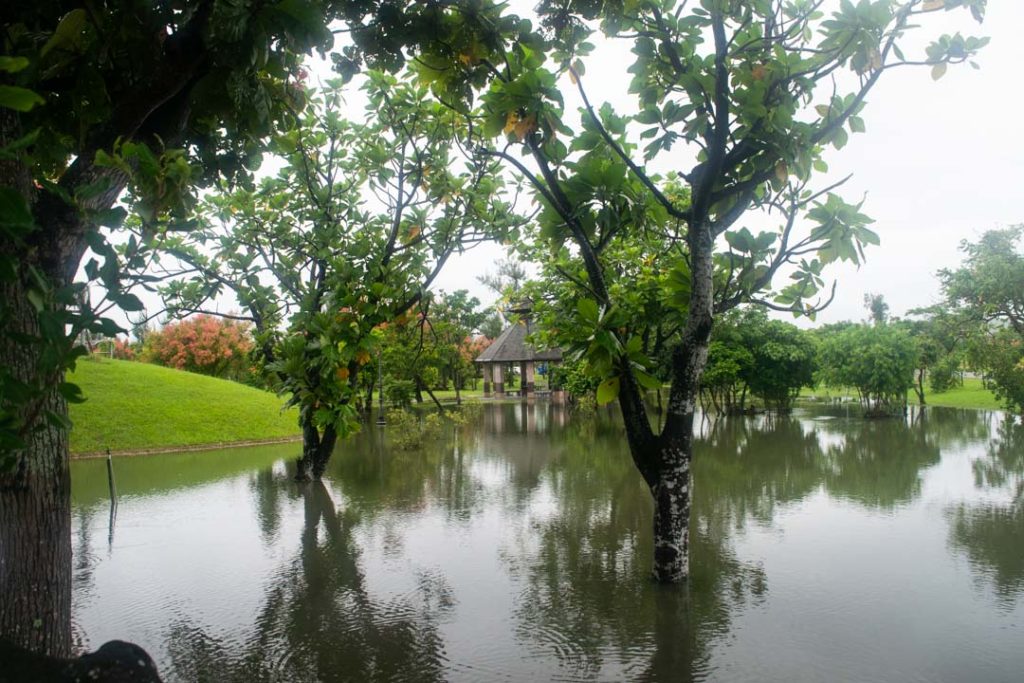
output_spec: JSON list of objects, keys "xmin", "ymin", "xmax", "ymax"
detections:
[{"xmin": 106, "ymin": 448, "xmax": 118, "ymax": 548}]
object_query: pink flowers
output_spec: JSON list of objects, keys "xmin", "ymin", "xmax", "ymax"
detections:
[{"xmin": 143, "ymin": 315, "xmax": 253, "ymax": 379}]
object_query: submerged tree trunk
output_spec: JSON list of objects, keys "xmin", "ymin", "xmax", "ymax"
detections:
[
  {"xmin": 0, "ymin": 276, "xmax": 72, "ymax": 658},
  {"xmin": 295, "ymin": 419, "xmax": 338, "ymax": 482},
  {"xmin": 644, "ymin": 222, "xmax": 715, "ymax": 583}
]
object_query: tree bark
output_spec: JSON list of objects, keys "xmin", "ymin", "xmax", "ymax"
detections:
[
  {"xmin": 0, "ymin": 275, "xmax": 73, "ymax": 658},
  {"xmin": 646, "ymin": 221, "xmax": 715, "ymax": 583},
  {"xmin": 295, "ymin": 418, "xmax": 338, "ymax": 482}
]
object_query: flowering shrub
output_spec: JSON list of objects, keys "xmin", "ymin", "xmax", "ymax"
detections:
[
  {"xmin": 142, "ymin": 315, "xmax": 254, "ymax": 380},
  {"xmin": 111, "ymin": 338, "xmax": 137, "ymax": 360}
]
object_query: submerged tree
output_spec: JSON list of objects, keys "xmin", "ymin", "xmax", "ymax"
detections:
[
  {"xmin": 156, "ymin": 76, "xmax": 518, "ymax": 480},
  {"xmin": 817, "ymin": 323, "xmax": 917, "ymax": 415},
  {"xmin": 411, "ymin": 0, "xmax": 987, "ymax": 581}
]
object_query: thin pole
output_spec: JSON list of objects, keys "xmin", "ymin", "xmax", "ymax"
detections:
[
  {"xmin": 376, "ymin": 347, "xmax": 386, "ymax": 425},
  {"xmin": 105, "ymin": 448, "xmax": 117, "ymax": 502}
]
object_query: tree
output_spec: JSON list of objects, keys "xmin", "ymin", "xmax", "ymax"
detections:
[
  {"xmin": 864, "ymin": 292, "xmax": 890, "ymax": 326},
  {"xmin": 0, "ymin": 0, "xmax": 466, "ymax": 655},
  {"xmin": 937, "ymin": 227, "xmax": 1024, "ymax": 415},
  {"xmin": 410, "ymin": 0, "xmax": 987, "ymax": 581},
  {"xmin": 739, "ymin": 312, "xmax": 817, "ymax": 413},
  {"xmin": 478, "ymin": 257, "xmax": 528, "ymax": 299},
  {"xmin": 817, "ymin": 323, "xmax": 917, "ymax": 416},
  {"xmin": 156, "ymin": 75, "xmax": 517, "ymax": 480},
  {"xmin": 0, "ymin": 1, "xmax": 339, "ymax": 657},
  {"xmin": 141, "ymin": 315, "xmax": 254, "ymax": 381}
]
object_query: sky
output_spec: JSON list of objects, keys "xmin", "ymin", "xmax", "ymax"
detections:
[{"xmin": 107, "ymin": 2, "xmax": 1024, "ymax": 331}]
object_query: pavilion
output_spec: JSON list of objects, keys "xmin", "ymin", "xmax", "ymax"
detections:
[{"xmin": 475, "ymin": 303, "xmax": 562, "ymax": 399}]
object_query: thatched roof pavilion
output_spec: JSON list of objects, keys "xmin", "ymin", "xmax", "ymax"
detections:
[{"xmin": 475, "ymin": 302, "xmax": 562, "ymax": 398}]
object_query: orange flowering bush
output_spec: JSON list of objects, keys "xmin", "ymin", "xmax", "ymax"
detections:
[{"xmin": 142, "ymin": 315, "xmax": 254, "ymax": 380}]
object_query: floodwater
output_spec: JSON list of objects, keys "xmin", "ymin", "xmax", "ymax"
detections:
[{"xmin": 70, "ymin": 404, "xmax": 1024, "ymax": 682}]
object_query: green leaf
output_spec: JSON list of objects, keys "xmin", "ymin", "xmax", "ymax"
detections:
[
  {"xmin": 596, "ymin": 376, "xmax": 620, "ymax": 405},
  {"xmin": 44, "ymin": 410, "xmax": 73, "ymax": 431},
  {"xmin": 58, "ymin": 382, "xmax": 86, "ymax": 404},
  {"xmin": 634, "ymin": 369, "xmax": 662, "ymax": 390},
  {"xmin": 849, "ymin": 116, "xmax": 866, "ymax": 133},
  {"xmin": 931, "ymin": 62, "xmax": 947, "ymax": 80},
  {"xmin": 41, "ymin": 9, "xmax": 89, "ymax": 58},
  {"xmin": 114, "ymin": 292, "xmax": 145, "ymax": 312},
  {"xmin": 94, "ymin": 207, "xmax": 127, "ymax": 228},
  {"xmin": 577, "ymin": 298, "xmax": 599, "ymax": 325},
  {"xmin": 0, "ymin": 85, "xmax": 45, "ymax": 112},
  {"xmin": 0, "ymin": 57, "xmax": 30, "ymax": 73}
]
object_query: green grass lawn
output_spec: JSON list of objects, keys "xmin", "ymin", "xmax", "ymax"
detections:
[
  {"xmin": 67, "ymin": 358, "xmax": 299, "ymax": 454},
  {"xmin": 801, "ymin": 377, "xmax": 1005, "ymax": 411}
]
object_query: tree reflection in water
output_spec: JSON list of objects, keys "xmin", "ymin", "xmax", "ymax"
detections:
[
  {"xmin": 67, "ymin": 404, "xmax": 1021, "ymax": 681},
  {"xmin": 948, "ymin": 416, "xmax": 1024, "ymax": 606},
  {"xmin": 165, "ymin": 478, "xmax": 449, "ymax": 682}
]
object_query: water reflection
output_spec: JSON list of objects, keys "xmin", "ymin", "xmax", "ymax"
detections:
[
  {"xmin": 947, "ymin": 416, "xmax": 1024, "ymax": 606},
  {"xmin": 165, "ymin": 477, "xmax": 449, "ymax": 682},
  {"xmin": 68, "ymin": 405, "xmax": 1024, "ymax": 682}
]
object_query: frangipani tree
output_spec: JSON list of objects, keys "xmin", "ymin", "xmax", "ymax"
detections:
[
  {"xmin": 154, "ymin": 73, "xmax": 520, "ymax": 480},
  {"xmin": 410, "ymin": 0, "xmax": 987, "ymax": 581}
]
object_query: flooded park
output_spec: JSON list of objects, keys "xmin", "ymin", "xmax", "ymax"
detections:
[{"xmin": 68, "ymin": 403, "xmax": 1024, "ymax": 682}]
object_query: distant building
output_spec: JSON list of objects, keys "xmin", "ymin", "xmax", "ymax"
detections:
[{"xmin": 474, "ymin": 302, "xmax": 562, "ymax": 399}]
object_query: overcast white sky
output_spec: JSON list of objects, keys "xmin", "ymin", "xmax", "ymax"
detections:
[{"xmin": 428, "ymin": 1, "xmax": 1024, "ymax": 325}]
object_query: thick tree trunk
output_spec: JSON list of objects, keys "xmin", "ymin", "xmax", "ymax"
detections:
[
  {"xmin": 0, "ymin": 276, "xmax": 72, "ymax": 658},
  {"xmin": 648, "ymin": 222, "xmax": 715, "ymax": 583},
  {"xmin": 650, "ymin": 432, "xmax": 693, "ymax": 583}
]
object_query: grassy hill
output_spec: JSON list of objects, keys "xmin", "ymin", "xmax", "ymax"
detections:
[{"xmin": 67, "ymin": 358, "xmax": 299, "ymax": 455}]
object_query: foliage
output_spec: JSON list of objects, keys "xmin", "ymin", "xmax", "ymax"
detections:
[
  {"xmin": 408, "ymin": 0, "xmax": 986, "ymax": 424},
  {"xmin": 0, "ymin": 0, "xmax": 357, "ymax": 464},
  {"xmin": 386, "ymin": 379, "xmax": 416, "ymax": 410},
  {"xmin": 968, "ymin": 330, "xmax": 1024, "ymax": 415},
  {"xmin": 864, "ymin": 293, "xmax": 890, "ymax": 325},
  {"xmin": 817, "ymin": 324, "xmax": 917, "ymax": 415},
  {"xmin": 550, "ymin": 358, "xmax": 601, "ymax": 400},
  {"xmin": 111, "ymin": 338, "xmax": 137, "ymax": 361},
  {"xmin": 154, "ymin": 77, "xmax": 519, "ymax": 451},
  {"xmin": 141, "ymin": 315, "xmax": 253, "ymax": 381},
  {"xmin": 937, "ymin": 227, "xmax": 1024, "ymax": 415},
  {"xmin": 703, "ymin": 309, "xmax": 815, "ymax": 413}
]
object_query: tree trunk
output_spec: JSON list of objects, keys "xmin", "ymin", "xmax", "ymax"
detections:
[
  {"xmin": 0, "ymin": 276, "xmax": 72, "ymax": 658},
  {"xmin": 649, "ymin": 438, "xmax": 692, "ymax": 583},
  {"xmin": 915, "ymin": 368, "xmax": 926, "ymax": 406},
  {"xmin": 295, "ymin": 419, "xmax": 338, "ymax": 482},
  {"xmin": 648, "ymin": 221, "xmax": 715, "ymax": 583}
]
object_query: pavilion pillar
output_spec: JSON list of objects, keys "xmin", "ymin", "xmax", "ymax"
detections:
[
  {"xmin": 493, "ymin": 363, "xmax": 505, "ymax": 397},
  {"xmin": 523, "ymin": 361, "xmax": 535, "ymax": 396},
  {"xmin": 482, "ymin": 364, "xmax": 491, "ymax": 397}
]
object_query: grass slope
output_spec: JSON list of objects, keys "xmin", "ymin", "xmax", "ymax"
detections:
[
  {"xmin": 802, "ymin": 377, "xmax": 1005, "ymax": 411},
  {"xmin": 68, "ymin": 359, "xmax": 299, "ymax": 454}
]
